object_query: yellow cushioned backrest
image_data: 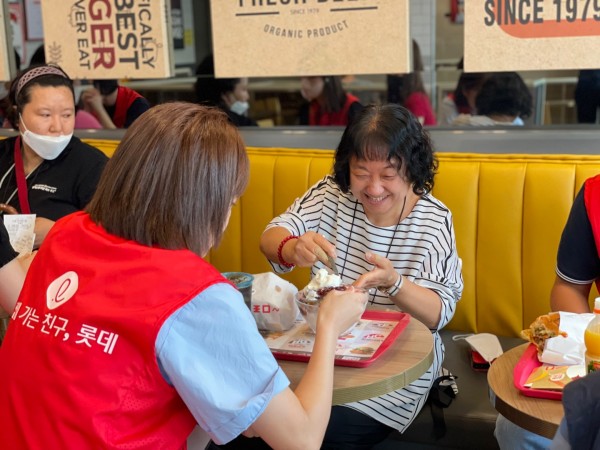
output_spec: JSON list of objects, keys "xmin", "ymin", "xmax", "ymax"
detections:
[
  {"xmin": 85, "ymin": 140, "xmax": 600, "ymax": 338},
  {"xmin": 81, "ymin": 139, "xmax": 120, "ymax": 158},
  {"xmin": 433, "ymin": 154, "xmax": 600, "ymax": 335}
]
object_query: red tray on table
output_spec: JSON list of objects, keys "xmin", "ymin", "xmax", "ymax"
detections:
[
  {"xmin": 261, "ymin": 311, "xmax": 410, "ymax": 368},
  {"xmin": 513, "ymin": 343, "xmax": 563, "ymax": 400}
]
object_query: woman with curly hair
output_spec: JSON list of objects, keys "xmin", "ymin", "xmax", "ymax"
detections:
[
  {"xmin": 256, "ymin": 104, "xmax": 464, "ymax": 449},
  {"xmin": 452, "ymin": 72, "xmax": 532, "ymax": 126}
]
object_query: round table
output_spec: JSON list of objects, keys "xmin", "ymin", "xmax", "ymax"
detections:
[
  {"xmin": 488, "ymin": 343, "xmax": 564, "ymax": 439},
  {"xmin": 278, "ymin": 317, "xmax": 434, "ymax": 405}
]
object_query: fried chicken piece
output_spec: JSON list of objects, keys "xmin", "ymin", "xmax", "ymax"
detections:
[{"xmin": 521, "ymin": 312, "xmax": 568, "ymax": 355}]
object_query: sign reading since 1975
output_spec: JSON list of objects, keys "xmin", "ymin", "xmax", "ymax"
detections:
[
  {"xmin": 465, "ymin": 0, "xmax": 600, "ymax": 71},
  {"xmin": 210, "ymin": 0, "xmax": 410, "ymax": 78},
  {"xmin": 40, "ymin": 0, "xmax": 174, "ymax": 80}
]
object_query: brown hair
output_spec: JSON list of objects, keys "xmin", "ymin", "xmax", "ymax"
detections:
[
  {"xmin": 386, "ymin": 40, "xmax": 427, "ymax": 105},
  {"xmin": 320, "ymin": 76, "xmax": 347, "ymax": 113},
  {"xmin": 87, "ymin": 102, "xmax": 249, "ymax": 256}
]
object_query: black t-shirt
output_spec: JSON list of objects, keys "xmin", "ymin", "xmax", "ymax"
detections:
[
  {"xmin": 226, "ymin": 109, "xmax": 257, "ymax": 127},
  {"xmin": 556, "ymin": 184, "xmax": 600, "ymax": 283},
  {"xmin": 0, "ymin": 136, "xmax": 108, "ymax": 221},
  {"xmin": 0, "ymin": 221, "xmax": 17, "ymax": 268}
]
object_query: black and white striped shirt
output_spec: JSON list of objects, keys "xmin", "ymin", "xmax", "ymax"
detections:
[{"xmin": 266, "ymin": 176, "xmax": 463, "ymax": 432}]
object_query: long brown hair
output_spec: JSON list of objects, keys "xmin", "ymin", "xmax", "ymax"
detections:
[{"xmin": 87, "ymin": 102, "xmax": 249, "ymax": 256}]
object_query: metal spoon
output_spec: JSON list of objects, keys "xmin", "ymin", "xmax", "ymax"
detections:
[{"xmin": 315, "ymin": 247, "xmax": 339, "ymax": 275}]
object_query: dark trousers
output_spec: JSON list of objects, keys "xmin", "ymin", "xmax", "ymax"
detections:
[
  {"xmin": 205, "ymin": 406, "xmax": 394, "ymax": 450},
  {"xmin": 575, "ymin": 71, "xmax": 600, "ymax": 123}
]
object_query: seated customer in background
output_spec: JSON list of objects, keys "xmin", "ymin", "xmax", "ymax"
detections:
[
  {"xmin": 81, "ymin": 79, "xmax": 150, "ymax": 128},
  {"xmin": 452, "ymin": 72, "xmax": 532, "ymax": 126},
  {"xmin": 0, "ymin": 64, "xmax": 108, "ymax": 246},
  {"xmin": 195, "ymin": 54, "xmax": 257, "ymax": 127},
  {"xmin": 438, "ymin": 59, "xmax": 490, "ymax": 125},
  {"xmin": 298, "ymin": 75, "xmax": 362, "ymax": 126},
  {"xmin": 0, "ymin": 102, "xmax": 367, "ymax": 449},
  {"xmin": 496, "ymin": 175, "xmax": 600, "ymax": 449},
  {"xmin": 387, "ymin": 39, "xmax": 436, "ymax": 126},
  {"xmin": 574, "ymin": 70, "xmax": 600, "ymax": 124}
]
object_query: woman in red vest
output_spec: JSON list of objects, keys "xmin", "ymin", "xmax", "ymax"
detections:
[
  {"xmin": 299, "ymin": 75, "xmax": 363, "ymax": 126},
  {"xmin": 0, "ymin": 102, "xmax": 367, "ymax": 449}
]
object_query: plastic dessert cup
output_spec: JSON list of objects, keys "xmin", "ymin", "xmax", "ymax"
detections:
[
  {"xmin": 222, "ymin": 272, "xmax": 254, "ymax": 309},
  {"xmin": 295, "ymin": 288, "xmax": 367, "ymax": 335}
]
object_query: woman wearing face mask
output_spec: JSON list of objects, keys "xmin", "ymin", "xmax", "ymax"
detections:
[
  {"xmin": 0, "ymin": 64, "xmax": 108, "ymax": 246},
  {"xmin": 195, "ymin": 54, "xmax": 257, "ymax": 127},
  {"xmin": 298, "ymin": 75, "xmax": 363, "ymax": 126}
]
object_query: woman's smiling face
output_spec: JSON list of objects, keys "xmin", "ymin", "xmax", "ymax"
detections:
[{"xmin": 349, "ymin": 156, "xmax": 411, "ymax": 226}]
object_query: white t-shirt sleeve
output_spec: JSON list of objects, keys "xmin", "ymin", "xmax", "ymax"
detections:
[{"xmin": 155, "ymin": 283, "xmax": 289, "ymax": 445}]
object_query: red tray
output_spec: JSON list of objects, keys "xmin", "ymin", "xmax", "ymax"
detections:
[
  {"xmin": 513, "ymin": 343, "xmax": 562, "ymax": 400},
  {"xmin": 268, "ymin": 311, "xmax": 410, "ymax": 368}
]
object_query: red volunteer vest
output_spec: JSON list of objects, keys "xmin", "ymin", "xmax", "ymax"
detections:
[
  {"xmin": 309, "ymin": 93, "xmax": 359, "ymax": 126},
  {"xmin": 113, "ymin": 86, "xmax": 143, "ymax": 128},
  {"xmin": 0, "ymin": 212, "xmax": 225, "ymax": 449},
  {"xmin": 584, "ymin": 174, "xmax": 600, "ymax": 290}
]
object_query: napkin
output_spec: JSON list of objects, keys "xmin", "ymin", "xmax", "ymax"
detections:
[
  {"xmin": 540, "ymin": 311, "xmax": 595, "ymax": 365},
  {"xmin": 452, "ymin": 333, "xmax": 504, "ymax": 362},
  {"xmin": 4, "ymin": 214, "xmax": 36, "ymax": 256},
  {"xmin": 251, "ymin": 272, "xmax": 299, "ymax": 331}
]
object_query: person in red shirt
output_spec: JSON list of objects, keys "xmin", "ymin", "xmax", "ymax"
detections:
[
  {"xmin": 387, "ymin": 40, "xmax": 436, "ymax": 126},
  {"xmin": 299, "ymin": 75, "xmax": 363, "ymax": 126},
  {"xmin": 81, "ymin": 79, "xmax": 150, "ymax": 128}
]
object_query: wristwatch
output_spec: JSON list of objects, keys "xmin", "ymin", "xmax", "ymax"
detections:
[{"xmin": 379, "ymin": 273, "xmax": 404, "ymax": 297}]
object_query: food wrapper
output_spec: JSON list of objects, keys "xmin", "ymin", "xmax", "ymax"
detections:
[
  {"xmin": 540, "ymin": 312, "xmax": 595, "ymax": 365},
  {"xmin": 524, "ymin": 364, "xmax": 586, "ymax": 390},
  {"xmin": 251, "ymin": 272, "xmax": 299, "ymax": 332}
]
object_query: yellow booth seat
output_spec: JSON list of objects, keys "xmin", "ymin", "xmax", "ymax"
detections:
[
  {"xmin": 203, "ymin": 147, "xmax": 600, "ymax": 338},
  {"xmin": 82, "ymin": 137, "xmax": 600, "ymax": 338}
]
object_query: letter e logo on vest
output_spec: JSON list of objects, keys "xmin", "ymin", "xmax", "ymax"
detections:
[{"xmin": 46, "ymin": 271, "xmax": 79, "ymax": 310}]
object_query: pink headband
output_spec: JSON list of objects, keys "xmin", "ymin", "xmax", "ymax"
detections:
[{"xmin": 16, "ymin": 66, "xmax": 69, "ymax": 97}]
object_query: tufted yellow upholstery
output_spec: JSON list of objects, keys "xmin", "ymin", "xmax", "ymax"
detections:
[
  {"xmin": 81, "ymin": 139, "xmax": 119, "ymax": 158},
  {"xmin": 205, "ymin": 148, "xmax": 600, "ymax": 337},
  {"xmin": 84, "ymin": 138, "xmax": 600, "ymax": 337}
]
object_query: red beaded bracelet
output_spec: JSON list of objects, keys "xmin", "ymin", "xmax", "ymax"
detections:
[{"xmin": 277, "ymin": 235, "xmax": 298, "ymax": 268}]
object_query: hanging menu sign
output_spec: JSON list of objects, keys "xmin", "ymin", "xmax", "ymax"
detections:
[
  {"xmin": 210, "ymin": 0, "xmax": 409, "ymax": 77},
  {"xmin": 0, "ymin": 0, "xmax": 16, "ymax": 81},
  {"xmin": 465, "ymin": 0, "xmax": 600, "ymax": 71},
  {"xmin": 40, "ymin": 0, "xmax": 174, "ymax": 79}
]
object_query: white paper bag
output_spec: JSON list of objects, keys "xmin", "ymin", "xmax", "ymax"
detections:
[
  {"xmin": 541, "ymin": 312, "xmax": 595, "ymax": 365},
  {"xmin": 252, "ymin": 272, "xmax": 299, "ymax": 331}
]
